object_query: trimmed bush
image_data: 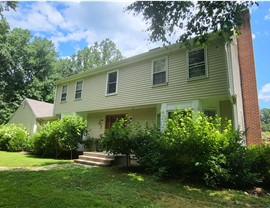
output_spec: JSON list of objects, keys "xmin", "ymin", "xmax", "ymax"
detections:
[{"xmin": 0, "ymin": 124, "xmax": 30, "ymax": 151}]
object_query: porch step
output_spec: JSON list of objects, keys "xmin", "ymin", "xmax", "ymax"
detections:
[{"xmin": 74, "ymin": 152, "xmax": 115, "ymax": 167}]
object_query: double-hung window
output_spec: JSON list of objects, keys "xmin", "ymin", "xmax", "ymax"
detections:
[
  {"xmin": 75, "ymin": 80, "xmax": 83, "ymax": 99},
  {"xmin": 61, "ymin": 85, "xmax": 68, "ymax": 102},
  {"xmin": 106, "ymin": 71, "xmax": 118, "ymax": 95},
  {"xmin": 152, "ymin": 57, "xmax": 168, "ymax": 85},
  {"xmin": 188, "ymin": 48, "xmax": 207, "ymax": 79}
]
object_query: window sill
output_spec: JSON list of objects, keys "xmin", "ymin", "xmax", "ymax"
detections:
[
  {"xmin": 187, "ymin": 76, "xmax": 208, "ymax": 81},
  {"xmin": 74, "ymin": 98, "xmax": 82, "ymax": 101},
  {"xmin": 152, "ymin": 83, "xmax": 168, "ymax": 88},
  {"xmin": 105, "ymin": 92, "xmax": 118, "ymax": 97}
]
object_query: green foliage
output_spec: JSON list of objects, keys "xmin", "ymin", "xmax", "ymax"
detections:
[
  {"xmin": 102, "ymin": 116, "xmax": 140, "ymax": 166},
  {"xmin": 0, "ymin": 24, "xmax": 57, "ymax": 124},
  {"xmin": 0, "ymin": 124, "xmax": 29, "ymax": 151},
  {"xmin": 0, "ymin": 18, "xmax": 123, "ymax": 124},
  {"xmin": 134, "ymin": 110, "xmax": 232, "ymax": 180},
  {"xmin": 121, "ymin": 109, "xmax": 270, "ymax": 189},
  {"xmin": 61, "ymin": 38, "xmax": 124, "ymax": 75},
  {"xmin": 248, "ymin": 145, "xmax": 270, "ymax": 186},
  {"xmin": 0, "ymin": 1, "xmax": 17, "ymax": 19},
  {"xmin": 261, "ymin": 108, "xmax": 270, "ymax": 132},
  {"xmin": 31, "ymin": 116, "xmax": 88, "ymax": 158},
  {"xmin": 126, "ymin": 1, "xmax": 257, "ymax": 46}
]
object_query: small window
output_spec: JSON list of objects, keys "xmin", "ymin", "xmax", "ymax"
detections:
[
  {"xmin": 188, "ymin": 48, "xmax": 207, "ymax": 79},
  {"xmin": 61, "ymin": 85, "xmax": 68, "ymax": 102},
  {"xmin": 152, "ymin": 57, "xmax": 168, "ymax": 85},
  {"xmin": 106, "ymin": 71, "xmax": 118, "ymax": 95},
  {"xmin": 75, "ymin": 80, "xmax": 83, "ymax": 99}
]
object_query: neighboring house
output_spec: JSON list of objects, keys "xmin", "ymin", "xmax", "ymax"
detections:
[
  {"xmin": 8, "ymin": 98, "xmax": 57, "ymax": 135},
  {"xmin": 53, "ymin": 12, "xmax": 262, "ymax": 145}
]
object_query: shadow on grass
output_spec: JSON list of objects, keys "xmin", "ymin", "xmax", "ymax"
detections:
[{"xmin": 24, "ymin": 154, "xmax": 72, "ymax": 166}]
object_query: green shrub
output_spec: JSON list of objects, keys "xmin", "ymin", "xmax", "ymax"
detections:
[
  {"xmin": 96, "ymin": 109, "xmax": 270, "ymax": 189},
  {"xmin": 132, "ymin": 124, "xmax": 163, "ymax": 176},
  {"xmin": 31, "ymin": 115, "xmax": 88, "ymax": 158},
  {"xmin": 248, "ymin": 144, "xmax": 270, "ymax": 186},
  {"xmin": 31, "ymin": 120, "xmax": 62, "ymax": 158},
  {"xmin": 0, "ymin": 124, "xmax": 30, "ymax": 151},
  {"xmin": 102, "ymin": 116, "xmax": 140, "ymax": 166},
  {"xmin": 141, "ymin": 110, "xmax": 230, "ymax": 179}
]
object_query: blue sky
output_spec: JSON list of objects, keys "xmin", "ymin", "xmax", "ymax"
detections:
[{"xmin": 3, "ymin": 1, "xmax": 270, "ymax": 109}]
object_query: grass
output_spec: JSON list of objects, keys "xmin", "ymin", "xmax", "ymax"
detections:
[
  {"xmin": 262, "ymin": 131, "xmax": 270, "ymax": 144},
  {"xmin": 0, "ymin": 151, "xmax": 270, "ymax": 208},
  {"xmin": 0, "ymin": 151, "xmax": 71, "ymax": 167}
]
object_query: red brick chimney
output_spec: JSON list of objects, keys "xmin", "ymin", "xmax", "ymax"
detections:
[{"xmin": 237, "ymin": 10, "xmax": 262, "ymax": 145}]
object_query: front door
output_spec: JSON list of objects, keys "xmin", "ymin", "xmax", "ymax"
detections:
[{"xmin": 105, "ymin": 114, "xmax": 126, "ymax": 129}]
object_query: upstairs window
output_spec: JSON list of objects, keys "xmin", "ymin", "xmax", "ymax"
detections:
[
  {"xmin": 188, "ymin": 48, "xmax": 207, "ymax": 79},
  {"xmin": 152, "ymin": 57, "xmax": 168, "ymax": 85},
  {"xmin": 75, "ymin": 80, "xmax": 83, "ymax": 99},
  {"xmin": 61, "ymin": 85, "xmax": 68, "ymax": 102},
  {"xmin": 106, "ymin": 71, "xmax": 118, "ymax": 95}
]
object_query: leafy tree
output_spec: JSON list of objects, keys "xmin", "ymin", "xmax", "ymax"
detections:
[
  {"xmin": 261, "ymin": 108, "xmax": 270, "ymax": 132},
  {"xmin": 68, "ymin": 38, "xmax": 124, "ymax": 74},
  {"xmin": 0, "ymin": 26, "xmax": 57, "ymax": 124},
  {"xmin": 0, "ymin": 1, "xmax": 17, "ymax": 19},
  {"xmin": 125, "ymin": 1, "xmax": 257, "ymax": 46},
  {"xmin": 102, "ymin": 117, "xmax": 139, "ymax": 166}
]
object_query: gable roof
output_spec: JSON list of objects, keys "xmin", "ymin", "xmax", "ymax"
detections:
[
  {"xmin": 25, "ymin": 98, "xmax": 54, "ymax": 118},
  {"xmin": 55, "ymin": 33, "xmax": 223, "ymax": 85},
  {"xmin": 56, "ymin": 43, "xmax": 182, "ymax": 85}
]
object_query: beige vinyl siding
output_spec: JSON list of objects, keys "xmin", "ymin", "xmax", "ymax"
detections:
[
  {"xmin": 54, "ymin": 43, "xmax": 228, "ymax": 115},
  {"xmin": 87, "ymin": 107, "xmax": 156, "ymax": 138},
  {"xmin": 8, "ymin": 103, "xmax": 36, "ymax": 134}
]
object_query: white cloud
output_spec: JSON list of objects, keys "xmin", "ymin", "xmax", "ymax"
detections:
[
  {"xmin": 252, "ymin": 33, "xmax": 256, "ymax": 40},
  {"xmin": 259, "ymin": 83, "xmax": 270, "ymax": 102},
  {"xmin": 4, "ymin": 1, "xmax": 163, "ymax": 57},
  {"xmin": 265, "ymin": 9, "xmax": 270, "ymax": 20}
]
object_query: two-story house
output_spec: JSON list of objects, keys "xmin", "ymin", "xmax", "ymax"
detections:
[{"xmin": 54, "ymin": 11, "xmax": 262, "ymax": 146}]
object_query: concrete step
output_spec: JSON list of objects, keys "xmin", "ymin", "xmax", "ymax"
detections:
[
  {"xmin": 74, "ymin": 159, "xmax": 109, "ymax": 167},
  {"xmin": 74, "ymin": 151, "xmax": 115, "ymax": 167},
  {"xmin": 83, "ymin": 152, "xmax": 115, "ymax": 159},
  {"xmin": 79, "ymin": 155, "xmax": 114, "ymax": 164}
]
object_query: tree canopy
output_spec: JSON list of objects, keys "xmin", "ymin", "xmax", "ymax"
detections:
[
  {"xmin": 0, "ymin": 16, "xmax": 123, "ymax": 124},
  {"xmin": 0, "ymin": 1, "xmax": 17, "ymax": 19},
  {"xmin": 69, "ymin": 38, "xmax": 124, "ymax": 74},
  {"xmin": 261, "ymin": 108, "xmax": 270, "ymax": 132},
  {"xmin": 0, "ymin": 22, "xmax": 57, "ymax": 123},
  {"xmin": 125, "ymin": 1, "xmax": 257, "ymax": 46}
]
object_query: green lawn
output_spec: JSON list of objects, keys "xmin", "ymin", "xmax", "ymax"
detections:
[
  {"xmin": 0, "ymin": 151, "xmax": 72, "ymax": 167},
  {"xmin": 0, "ymin": 151, "xmax": 269, "ymax": 208}
]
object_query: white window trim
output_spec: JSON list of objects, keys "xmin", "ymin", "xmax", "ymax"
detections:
[
  {"xmin": 105, "ymin": 70, "xmax": 119, "ymax": 96},
  {"xmin": 152, "ymin": 56, "xmax": 168, "ymax": 86},
  {"xmin": 74, "ymin": 80, "xmax": 84, "ymax": 100},
  {"xmin": 186, "ymin": 48, "xmax": 208, "ymax": 80},
  {"xmin": 60, "ymin": 84, "xmax": 68, "ymax": 103}
]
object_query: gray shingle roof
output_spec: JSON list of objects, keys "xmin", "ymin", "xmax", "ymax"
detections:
[{"xmin": 25, "ymin": 98, "xmax": 54, "ymax": 118}]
